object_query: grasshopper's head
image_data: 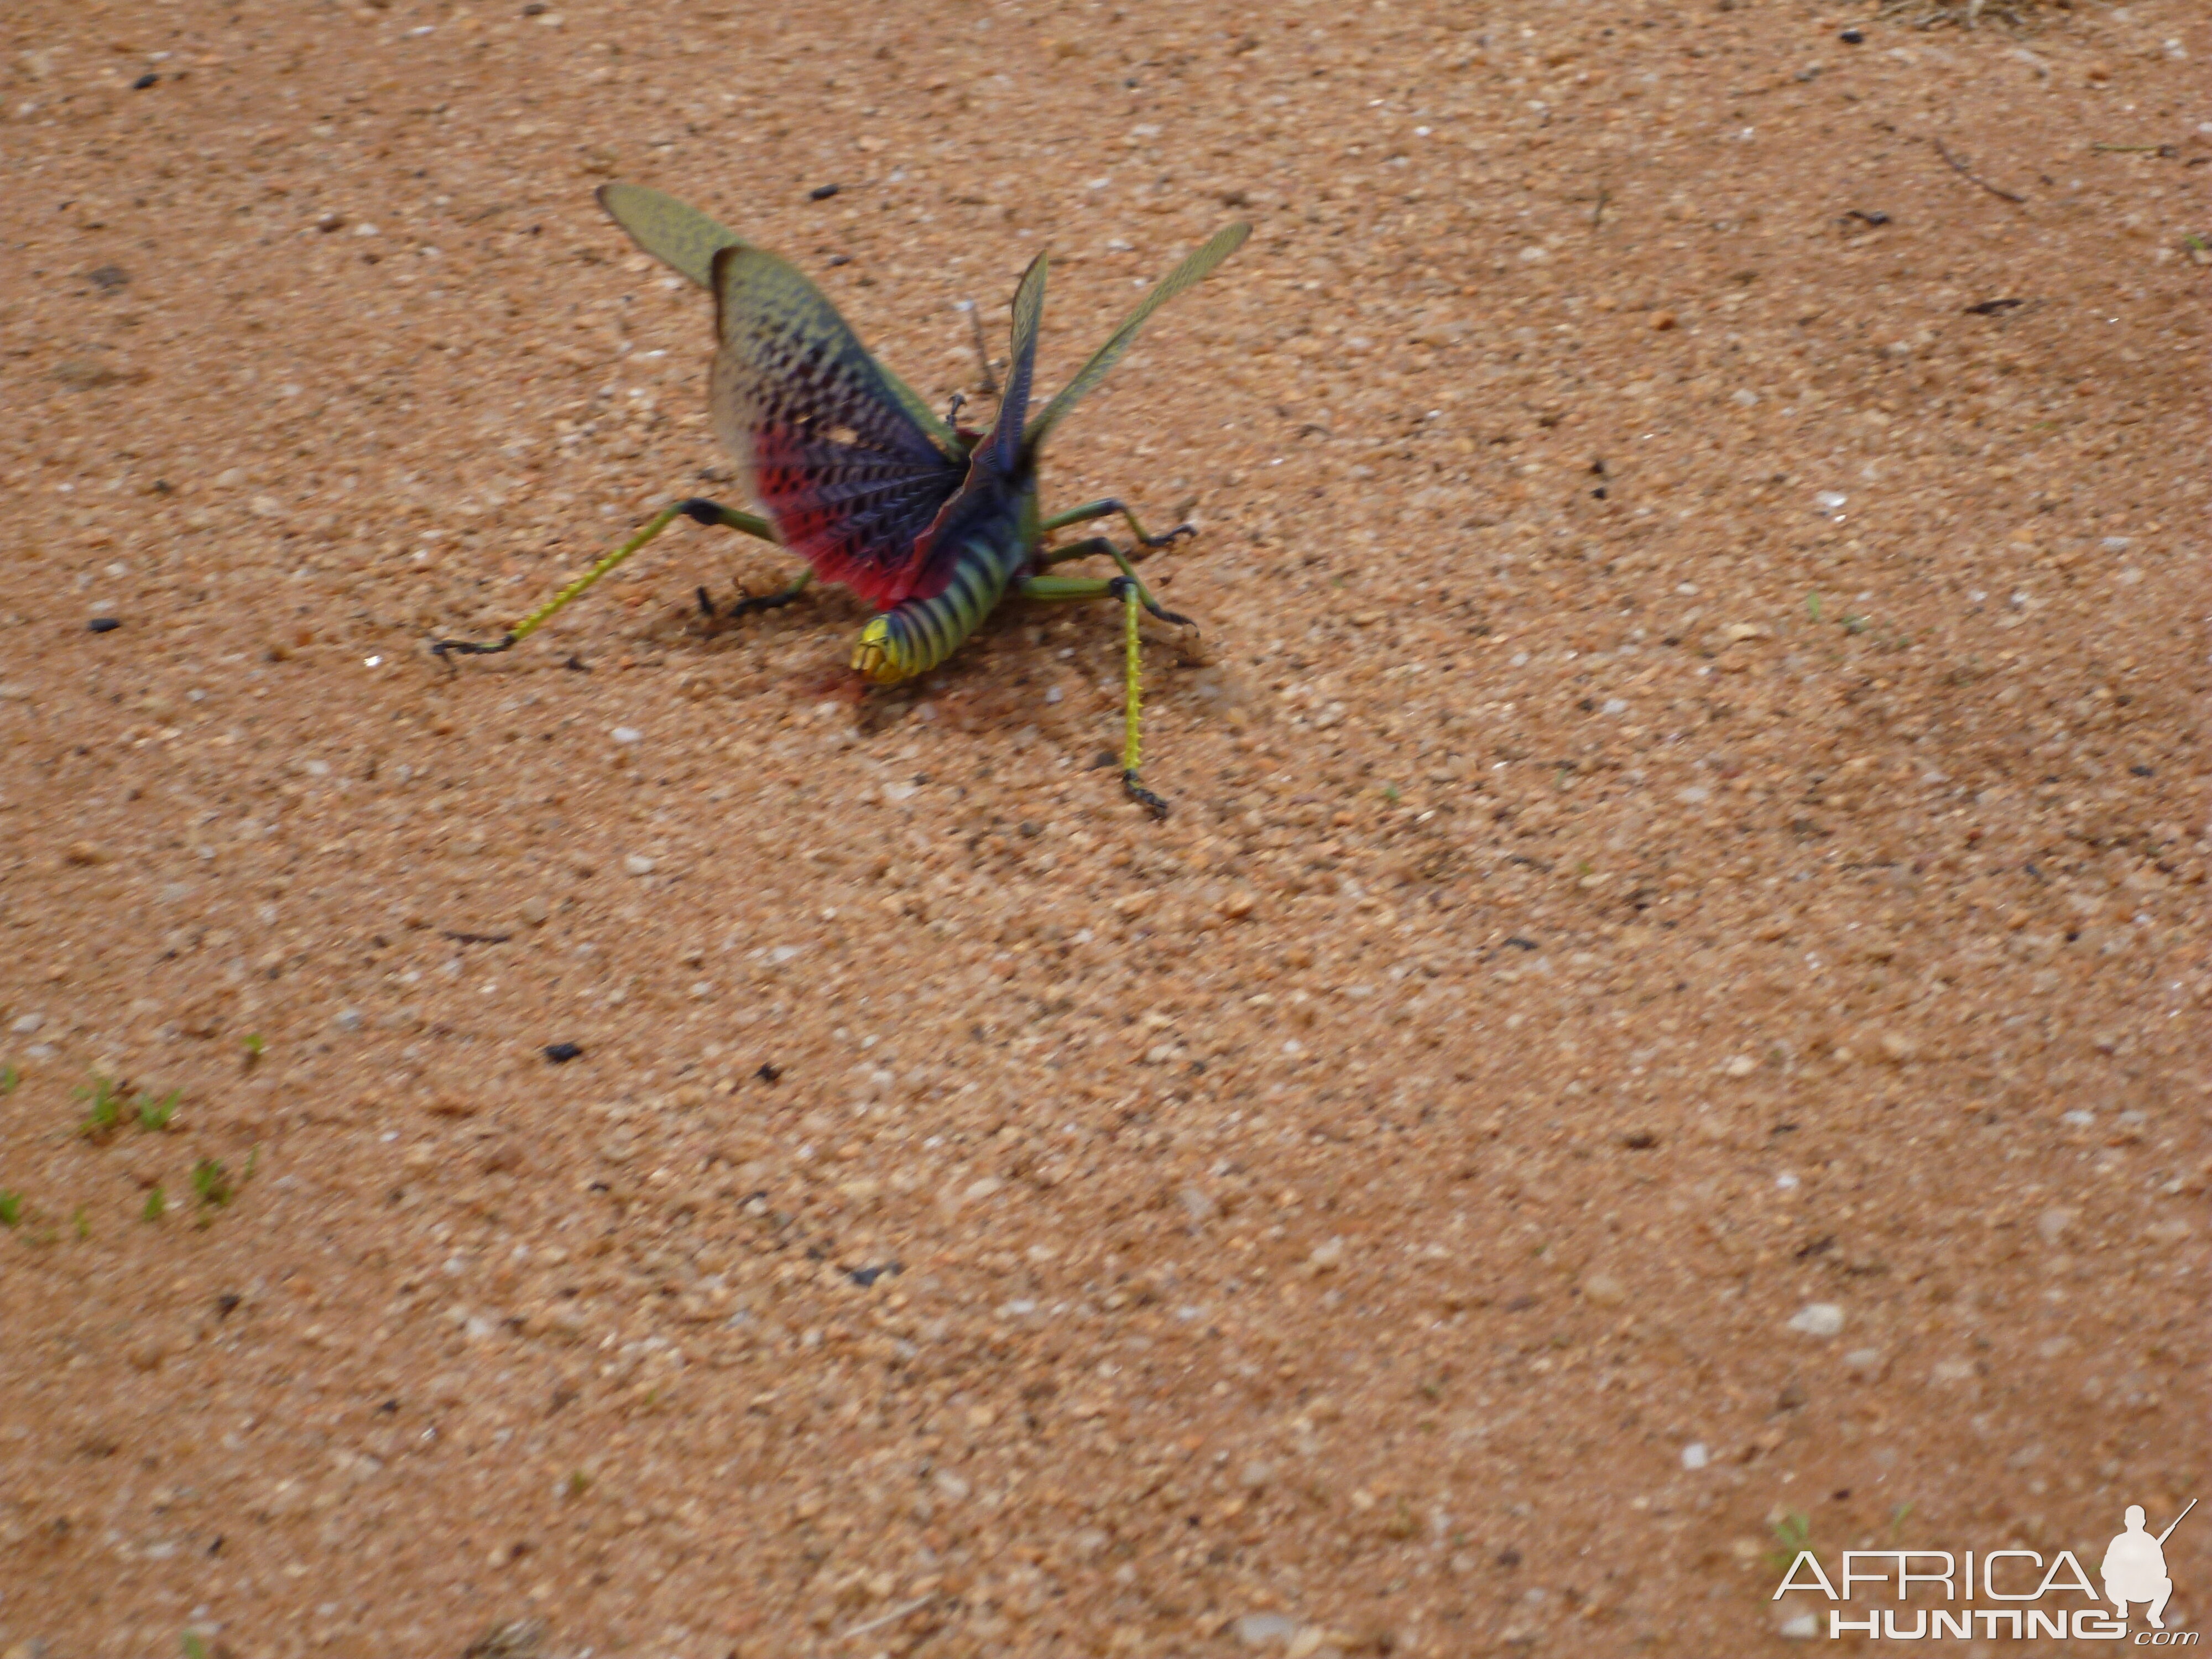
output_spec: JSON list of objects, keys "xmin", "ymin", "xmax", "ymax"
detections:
[{"xmin": 849, "ymin": 617, "xmax": 908, "ymax": 685}]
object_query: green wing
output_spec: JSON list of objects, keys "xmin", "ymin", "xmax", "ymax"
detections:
[
  {"xmin": 595, "ymin": 181, "xmax": 963, "ymax": 458},
  {"xmin": 1023, "ymin": 222, "xmax": 1251, "ymax": 450},
  {"xmin": 596, "ymin": 181, "xmax": 747, "ymax": 288},
  {"xmin": 982, "ymin": 252, "xmax": 1048, "ymax": 471}
]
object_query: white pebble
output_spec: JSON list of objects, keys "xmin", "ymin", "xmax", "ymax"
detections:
[
  {"xmin": 1234, "ymin": 1613, "xmax": 1301, "ymax": 1646},
  {"xmin": 334, "ymin": 1008, "xmax": 363, "ymax": 1032},
  {"xmin": 1813, "ymin": 491, "xmax": 1848, "ymax": 514},
  {"xmin": 1044, "ymin": 686, "xmax": 1063, "ymax": 703},
  {"xmin": 1779, "ymin": 1611, "xmax": 1819, "ymax": 1639},
  {"xmin": 11, "ymin": 1013, "xmax": 44, "ymax": 1035},
  {"xmin": 623, "ymin": 854, "xmax": 655, "ymax": 876},
  {"xmin": 1681, "ymin": 1442, "xmax": 1710, "ymax": 1470},
  {"xmin": 611, "ymin": 726, "xmax": 641, "ymax": 744},
  {"xmin": 1787, "ymin": 1302, "xmax": 1846, "ymax": 1338}
]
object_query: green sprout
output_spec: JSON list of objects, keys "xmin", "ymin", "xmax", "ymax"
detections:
[
  {"xmin": 1766, "ymin": 1511, "xmax": 1816, "ymax": 1577},
  {"xmin": 241, "ymin": 1033, "xmax": 265, "ymax": 1071},
  {"xmin": 135, "ymin": 1089, "xmax": 181, "ymax": 1133},
  {"xmin": 0, "ymin": 1062, "xmax": 19, "ymax": 1096},
  {"xmin": 143, "ymin": 1186, "xmax": 166, "ymax": 1224},
  {"xmin": 77, "ymin": 1074, "xmax": 125, "ymax": 1139},
  {"xmin": 1806, "ymin": 592, "xmax": 1823, "ymax": 623},
  {"xmin": 72, "ymin": 1205, "xmax": 90, "ymax": 1240},
  {"xmin": 0, "ymin": 1192, "xmax": 23, "ymax": 1228},
  {"xmin": 191, "ymin": 1159, "xmax": 236, "ymax": 1210}
]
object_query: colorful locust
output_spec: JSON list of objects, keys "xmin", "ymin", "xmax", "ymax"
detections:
[{"xmin": 435, "ymin": 184, "xmax": 1249, "ymax": 817}]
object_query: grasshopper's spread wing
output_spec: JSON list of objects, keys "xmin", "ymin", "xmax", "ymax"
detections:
[
  {"xmin": 1024, "ymin": 222, "xmax": 1250, "ymax": 450},
  {"xmin": 601, "ymin": 181, "xmax": 962, "ymax": 457},
  {"xmin": 597, "ymin": 182, "xmax": 748, "ymax": 288},
  {"xmin": 710, "ymin": 246, "xmax": 968, "ymax": 607},
  {"xmin": 980, "ymin": 252, "xmax": 1048, "ymax": 473}
]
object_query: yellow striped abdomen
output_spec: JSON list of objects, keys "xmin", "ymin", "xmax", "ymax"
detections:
[{"xmin": 849, "ymin": 549, "xmax": 1017, "ymax": 684}]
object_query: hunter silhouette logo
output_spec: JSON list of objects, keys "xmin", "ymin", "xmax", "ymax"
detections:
[
  {"xmin": 2106, "ymin": 1501, "xmax": 2193, "ymax": 1631},
  {"xmin": 1773, "ymin": 1499, "xmax": 2197, "ymax": 1641}
]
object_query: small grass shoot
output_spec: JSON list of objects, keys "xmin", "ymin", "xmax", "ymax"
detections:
[
  {"xmin": 1766, "ymin": 1511, "xmax": 1817, "ymax": 1577},
  {"xmin": 0, "ymin": 1062, "xmax": 19, "ymax": 1096},
  {"xmin": 0, "ymin": 1192, "xmax": 23, "ymax": 1228},
  {"xmin": 143, "ymin": 1186, "xmax": 166, "ymax": 1223},
  {"xmin": 136, "ymin": 1089, "xmax": 182, "ymax": 1133},
  {"xmin": 77, "ymin": 1074, "xmax": 125, "ymax": 1140},
  {"xmin": 191, "ymin": 1158, "xmax": 237, "ymax": 1211}
]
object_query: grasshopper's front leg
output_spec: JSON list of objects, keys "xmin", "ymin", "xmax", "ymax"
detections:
[{"xmin": 433, "ymin": 498, "xmax": 780, "ymax": 659}]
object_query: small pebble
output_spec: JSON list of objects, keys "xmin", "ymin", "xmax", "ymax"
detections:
[
  {"xmin": 611, "ymin": 727, "xmax": 641, "ymax": 744},
  {"xmin": 623, "ymin": 854, "xmax": 655, "ymax": 876},
  {"xmin": 12, "ymin": 1014, "xmax": 45, "ymax": 1035},
  {"xmin": 88, "ymin": 617, "xmax": 122, "ymax": 633},
  {"xmin": 1780, "ymin": 1611, "xmax": 1820, "ymax": 1638},
  {"xmin": 1838, "ymin": 27, "xmax": 1864, "ymax": 44},
  {"xmin": 1582, "ymin": 1272, "xmax": 1627, "ymax": 1307},
  {"xmin": 1813, "ymin": 491, "xmax": 1848, "ymax": 514},
  {"xmin": 334, "ymin": 1008, "xmax": 363, "ymax": 1032},
  {"xmin": 1681, "ymin": 1442, "xmax": 1710, "ymax": 1470},
  {"xmin": 132, "ymin": 71, "xmax": 159, "ymax": 88},
  {"xmin": 1787, "ymin": 1302, "xmax": 1845, "ymax": 1338},
  {"xmin": 518, "ymin": 896, "xmax": 551, "ymax": 927},
  {"xmin": 1235, "ymin": 1613, "xmax": 1301, "ymax": 1647},
  {"xmin": 808, "ymin": 182, "xmax": 841, "ymax": 201},
  {"xmin": 543, "ymin": 1042, "xmax": 583, "ymax": 1063}
]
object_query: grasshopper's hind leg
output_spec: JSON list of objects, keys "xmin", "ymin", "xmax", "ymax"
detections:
[
  {"xmin": 434, "ymin": 498, "xmax": 778, "ymax": 659},
  {"xmin": 1032, "ymin": 539, "xmax": 1193, "ymax": 628},
  {"xmin": 1019, "ymin": 570, "xmax": 1181, "ymax": 820}
]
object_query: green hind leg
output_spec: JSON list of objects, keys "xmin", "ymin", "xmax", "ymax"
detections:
[
  {"xmin": 1019, "ymin": 572, "xmax": 1177, "ymax": 820},
  {"xmin": 1029, "ymin": 539, "xmax": 1192, "ymax": 627},
  {"xmin": 434, "ymin": 497, "xmax": 778, "ymax": 659}
]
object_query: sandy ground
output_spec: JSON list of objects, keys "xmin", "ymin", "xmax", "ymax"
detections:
[{"xmin": 2, "ymin": 0, "xmax": 2207, "ymax": 1653}]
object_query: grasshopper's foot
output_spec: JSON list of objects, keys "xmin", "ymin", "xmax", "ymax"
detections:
[
  {"xmin": 1123, "ymin": 770, "xmax": 1171, "ymax": 821},
  {"xmin": 1108, "ymin": 574, "xmax": 1191, "ymax": 629},
  {"xmin": 1135, "ymin": 521, "xmax": 1196, "ymax": 551},
  {"xmin": 431, "ymin": 632, "xmax": 519, "ymax": 663},
  {"xmin": 727, "ymin": 583, "xmax": 808, "ymax": 619}
]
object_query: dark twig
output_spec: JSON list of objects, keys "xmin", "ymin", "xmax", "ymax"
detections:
[{"xmin": 1934, "ymin": 138, "xmax": 2025, "ymax": 204}]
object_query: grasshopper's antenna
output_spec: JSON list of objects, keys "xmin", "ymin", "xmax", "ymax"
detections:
[{"xmin": 958, "ymin": 299, "xmax": 999, "ymax": 399}]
